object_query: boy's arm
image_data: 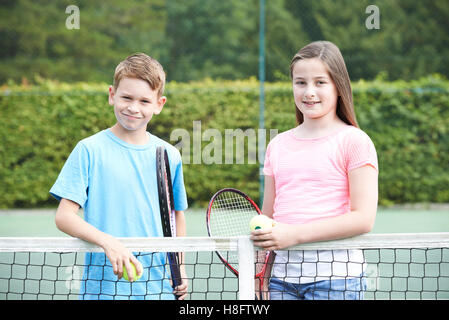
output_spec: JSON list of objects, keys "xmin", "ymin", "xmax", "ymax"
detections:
[
  {"xmin": 175, "ymin": 210, "xmax": 186, "ymax": 238},
  {"xmin": 55, "ymin": 198, "xmax": 142, "ymax": 281}
]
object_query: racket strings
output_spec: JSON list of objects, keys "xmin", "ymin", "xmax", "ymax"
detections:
[
  {"xmin": 209, "ymin": 193, "xmax": 256, "ymax": 236},
  {"xmin": 209, "ymin": 191, "xmax": 259, "ymax": 267}
]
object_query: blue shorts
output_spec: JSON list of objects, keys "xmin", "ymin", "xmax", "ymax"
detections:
[{"xmin": 269, "ymin": 277, "xmax": 366, "ymax": 300}]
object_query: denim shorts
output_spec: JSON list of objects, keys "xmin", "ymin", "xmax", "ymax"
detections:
[{"xmin": 269, "ymin": 276, "xmax": 366, "ymax": 300}]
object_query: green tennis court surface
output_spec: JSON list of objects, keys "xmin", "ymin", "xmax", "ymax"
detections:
[{"xmin": 1, "ymin": 207, "xmax": 448, "ymax": 236}]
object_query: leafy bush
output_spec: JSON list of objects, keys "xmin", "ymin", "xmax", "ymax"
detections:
[{"xmin": 1, "ymin": 76, "xmax": 448, "ymax": 208}]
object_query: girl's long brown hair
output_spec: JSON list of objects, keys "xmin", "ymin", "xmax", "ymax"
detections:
[{"xmin": 290, "ymin": 41, "xmax": 359, "ymax": 128}]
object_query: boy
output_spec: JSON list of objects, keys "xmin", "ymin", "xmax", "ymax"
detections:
[{"xmin": 50, "ymin": 53, "xmax": 188, "ymax": 300}]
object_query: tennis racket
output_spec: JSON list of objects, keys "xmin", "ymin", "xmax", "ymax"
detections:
[
  {"xmin": 156, "ymin": 146, "xmax": 182, "ymax": 299},
  {"xmin": 206, "ymin": 188, "xmax": 272, "ymax": 300}
]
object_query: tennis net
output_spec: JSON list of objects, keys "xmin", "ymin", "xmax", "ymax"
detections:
[
  {"xmin": 277, "ymin": 232, "xmax": 449, "ymax": 300},
  {"xmin": 0, "ymin": 233, "xmax": 448, "ymax": 300},
  {"xmin": 0, "ymin": 236, "xmax": 253, "ymax": 300}
]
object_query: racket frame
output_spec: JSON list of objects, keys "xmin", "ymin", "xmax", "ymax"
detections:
[
  {"xmin": 206, "ymin": 188, "xmax": 271, "ymax": 298},
  {"xmin": 156, "ymin": 146, "xmax": 182, "ymax": 294}
]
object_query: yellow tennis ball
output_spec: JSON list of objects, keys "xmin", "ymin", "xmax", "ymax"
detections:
[
  {"xmin": 250, "ymin": 215, "xmax": 274, "ymax": 231},
  {"xmin": 123, "ymin": 262, "xmax": 142, "ymax": 282}
]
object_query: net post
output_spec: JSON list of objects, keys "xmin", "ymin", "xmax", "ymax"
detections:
[{"xmin": 238, "ymin": 236, "xmax": 255, "ymax": 300}]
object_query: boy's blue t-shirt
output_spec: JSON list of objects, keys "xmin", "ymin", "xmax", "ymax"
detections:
[{"xmin": 50, "ymin": 129, "xmax": 188, "ymax": 299}]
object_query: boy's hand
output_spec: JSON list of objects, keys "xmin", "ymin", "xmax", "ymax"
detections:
[
  {"xmin": 55, "ymin": 199, "xmax": 144, "ymax": 281},
  {"xmin": 173, "ymin": 278, "xmax": 188, "ymax": 300},
  {"xmin": 101, "ymin": 234, "xmax": 143, "ymax": 281},
  {"xmin": 173, "ymin": 264, "xmax": 189, "ymax": 300}
]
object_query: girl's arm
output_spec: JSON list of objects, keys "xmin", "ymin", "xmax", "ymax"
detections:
[
  {"xmin": 55, "ymin": 198, "xmax": 143, "ymax": 281},
  {"xmin": 251, "ymin": 165, "xmax": 378, "ymax": 250},
  {"xmin": 261, "ymin": 175, "xmax": 276, "ymax": 218}
]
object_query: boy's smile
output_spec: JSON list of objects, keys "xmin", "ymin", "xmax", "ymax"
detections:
[{"xmin": 108, "ymin": 77, "xmax": 166, "ymax": 143}]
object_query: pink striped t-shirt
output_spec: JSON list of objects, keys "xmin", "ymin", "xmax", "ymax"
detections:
[{"xmin": 263, "ymin": 125, "xmax": 378, "ymax": 225}]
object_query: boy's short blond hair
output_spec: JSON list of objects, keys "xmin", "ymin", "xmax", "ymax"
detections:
[{"xmin": 113, "ymin": 53, "xmax": 166, "ymax": 97}]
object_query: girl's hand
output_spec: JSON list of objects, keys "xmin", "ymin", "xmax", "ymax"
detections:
[
  {"xmin": 101, "ymin": 234, "xmax": 143, "ymax": 281},
  {"xmin": 250, "ymin": 222, "xmax": 299, "ymax": 250}
]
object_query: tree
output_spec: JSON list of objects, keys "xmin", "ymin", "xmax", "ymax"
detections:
[
  {"xmin": 284, "ymin": 0, "xmax": 449, "ymax": 80},
  {"xmin": 1, "ymin": 0, "xmax": 447, "ymax": 84},
  {"xmin": 164, "ymin": 0, "xmax": 258, "ymax": 81},
  {"xmin": 0, "ymin": 0, "xmax": 167, "ymax": 84}
]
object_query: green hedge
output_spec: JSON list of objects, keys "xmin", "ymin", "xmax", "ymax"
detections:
[{"xmin": 1, "ymin": 76, "xmax": 448, "ymax": 208}]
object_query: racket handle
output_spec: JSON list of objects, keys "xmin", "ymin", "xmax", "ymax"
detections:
[{"xmin": 168, "ymin": 252, "xmax": 182, "ymax": 299}]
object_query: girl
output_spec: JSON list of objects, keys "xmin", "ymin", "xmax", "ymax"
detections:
[{"xmin": 251, "ymin": 41, "xmax": 378, "ymax": 300}]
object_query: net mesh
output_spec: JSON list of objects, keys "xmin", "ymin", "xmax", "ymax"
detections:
[
  {"xmin": 0, "ymin": 234, "xmax": 448, "ymax": 300},
  {"xmin": 0, "ymin": 251, "xmax": 242, "ymax": 300},
  {"xmin": 0, "ymin": 237, "xmax": 242, "ymax": 300},
  {"xmin": 363, "ymin": 247, "xmax": 449, "ymax": 299},
  {"xmin": 264, "ymin": 247, "xmax": 449, "ymax": 300}
]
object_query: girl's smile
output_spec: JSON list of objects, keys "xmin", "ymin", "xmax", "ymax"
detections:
[
  {"xmin": 292, "ymin": 57, "xmax": 339, "ymax": 122},
  {"xmin": 302, "ymin": 100, "xmax": 321, "ymax": 107}
]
